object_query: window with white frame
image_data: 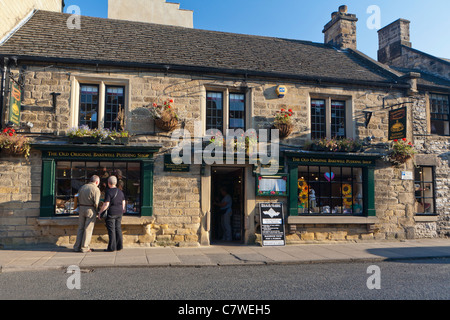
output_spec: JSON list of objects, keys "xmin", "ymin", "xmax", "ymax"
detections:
[
  {"xmin": 310, "ymin": 97, "xmax": 350, "ymax": 140},
  {"xmin": 73, "ymin": 80, "xmax": 127, "ymax": 130},
  {"xmin": 206, "ymin": 89, "xmax": 246, "ymax": 134}
]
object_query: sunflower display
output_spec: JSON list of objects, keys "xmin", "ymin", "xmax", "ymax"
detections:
[
  {"xmin": 342, "ymin": 184, "xmax": 352, "ymax": 207},
  {"xmin": 298, "ymin": 178, "xmax": 309, "ymax": 208}
]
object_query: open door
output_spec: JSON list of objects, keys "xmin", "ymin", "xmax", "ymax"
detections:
[{"xmin": 210, "ymin": 167, "xmax": 245, "ymax": 244}]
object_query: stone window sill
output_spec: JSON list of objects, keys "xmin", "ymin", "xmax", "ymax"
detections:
[
  {"xmin": 37, "ymin": 216, "xmax": 154, "ymax": 226},
  {"xmin": 414, "ymin": 215, "xmax": 439, "ymax": 223},
  {"xmin": 287, "ymin": 216, "xmax": 378, "ymax": 225}
]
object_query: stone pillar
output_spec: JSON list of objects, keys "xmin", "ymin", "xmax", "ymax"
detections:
[{"xmin": 322, "ymin": 5, "xmax": 358, "ymax": 50}]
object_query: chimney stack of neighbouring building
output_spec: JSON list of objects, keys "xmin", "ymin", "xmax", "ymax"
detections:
[
  {"xmin": 323, "ymin": 5, "xmax": 358, "ymax": 50},
  {"xmin": 377, "ymin": 19, "xmax": 412, "ymax": 65}
]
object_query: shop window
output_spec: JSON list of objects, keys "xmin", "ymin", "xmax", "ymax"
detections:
[
  {"xmin": 55, "ymin": 161, "xmax": 141, "ymax": 216},
  {"xmin": 430, "ymin": 94, "xmax": 450, "ymax": 136},
  {"xmin": 414, "ymin": 166, "xmax": 436, "ymax": 215},
  {"xmin": 297, "ymin": 166, "xmax": 364, "ymax": 215}
]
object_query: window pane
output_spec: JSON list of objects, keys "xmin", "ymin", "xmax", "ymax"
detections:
[
  {"xmin": 229, "ymin": 93, "xmax": 245, "ymax": 130},
  {"xmin": 311, "ymin": 99, "xmax": 326, "ymax": 140},
  {"xmin": 206, "ymin": 92, "xmax": 223, "ymax": 132},
  {"xmin": 414, "ymin": 166, "xmax": 435, "ymax": 214},
  {"xmin": 331, "ymin": 100, "xmax": 346, "ymax": 138},
  {"xmin": 104, "ymin": 86, "xmax": 125, "ymax": 131},
  {"xmin": 79, "ymin": 85, "xmax": 99, "ymax": 129}
]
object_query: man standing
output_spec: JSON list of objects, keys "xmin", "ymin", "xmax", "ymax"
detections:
[{"xmin": 74, "ymin": 175, "xmax": 101, "ymax": 253}]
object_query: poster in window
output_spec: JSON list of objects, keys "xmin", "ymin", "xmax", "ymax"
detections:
[{"xmin": 389, "ymin": 107, "xmax": 407, "ymax": 140}]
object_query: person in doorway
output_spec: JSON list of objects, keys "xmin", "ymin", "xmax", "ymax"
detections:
[
  {"xmin": 73, "ymin": 175, "xmax": 101, "ymax": 253},
  {"xmin": 98, "ymin": 176, "xmax": 126, "ymax": 252},
  {"xmin": 215, "ymin": 186, "xmax": 233, "ymax": 242}
]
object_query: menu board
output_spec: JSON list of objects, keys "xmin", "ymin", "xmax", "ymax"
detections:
[{"xmin": 259, "ymin": 203, "xmax": 286, "ymax": 247}]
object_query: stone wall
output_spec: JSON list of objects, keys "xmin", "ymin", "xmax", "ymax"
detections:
[{"xmin": 413, "ymin": 94, "xmax": 450, "ymax": 238}]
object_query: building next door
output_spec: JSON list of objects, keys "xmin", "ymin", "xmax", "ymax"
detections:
[{"xmin": 211, "ymin": 167, "xmax": 245, "ymax": 244}]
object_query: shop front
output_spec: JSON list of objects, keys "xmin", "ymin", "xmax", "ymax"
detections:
[
  {"xmin": 35, "ymin": 144, "xmax": 160, "ymax": 219},
  {"xmin": 284, "ymin": 151, "xmax": 381, "ymax": 240}
]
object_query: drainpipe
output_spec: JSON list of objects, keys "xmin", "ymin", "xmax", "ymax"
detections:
[{"xmin": 0, "ymin": 57, "xmax": 9, "ymax": 129}]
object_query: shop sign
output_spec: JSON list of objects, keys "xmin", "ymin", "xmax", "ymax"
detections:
[
  {"xmin": 290, "ymin": 156, "xmax": 375, "ymax": 167},
  {"xmin": 8, "ymin": 82, "xmax": 21, "ymax": 126},
  {"xmin": 259, "ymin": 203, "xmax": 286, "ymax": 247},
  {"xmin": 389, "ymin": 107, "xmax": 407, "ymax": 141},
  {"xmin": 164, "ymin": 154, "xmax": 190, "ymax": 172},
  {"xmin": 43, "ymin": 150, "xmax": 152, "ymax": 160}
]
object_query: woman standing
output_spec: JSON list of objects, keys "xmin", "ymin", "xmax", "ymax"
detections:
[{"xmin": 98, "ymin": 176, "xmax": 126, "ymax": 252}]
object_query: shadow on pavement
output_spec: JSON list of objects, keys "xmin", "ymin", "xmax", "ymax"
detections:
[{"xmin": 367, "ymin": 246, "xmax": 450, "ymax": 264}]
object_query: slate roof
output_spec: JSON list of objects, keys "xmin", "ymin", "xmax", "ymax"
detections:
[{"xmin": 0, "ymin": 10, "xmax": 403, "ymax": 85}]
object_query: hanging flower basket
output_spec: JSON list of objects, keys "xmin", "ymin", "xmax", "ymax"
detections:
[
  {"xmin": 273, "ymin": 108, "xmax": 294, "ymax": 139},
  {"xmin": 0, "ymin": 128, "xmax": 31, "ymax": 159},
  {"xmin": 273, "ymin": 122, "xmax": 293, "ymax": 139},
  {"xmin": 154, "ymin": 117, "xmax": 179, "ymax": 132},
  {"xmin": 386, "ymin": 138, "xmax": 416, "ymax": 166},
  {"xmin": 149, "ymin": 99, "xmax": 179, "ymax": 132}
]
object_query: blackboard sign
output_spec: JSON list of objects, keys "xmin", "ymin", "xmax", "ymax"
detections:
[
  {"xmin": 259, "ymin": 203, "xmax": 286, "ymax": 246},
  {"xmin": 164, "ymin": 154, "xmax": 190, "ymax": 172},
  {"xmin": 389, "ymin": 107, "xmax": 407, "ymax": 141}
]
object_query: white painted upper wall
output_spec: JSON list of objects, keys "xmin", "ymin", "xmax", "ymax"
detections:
[
  {"xmin": 0, "ymin": 0, "xmax": 63, "ymax": 40},
  {"xmin": 108, "ymin": 0, "xmax": 193, "ymax": 28}
]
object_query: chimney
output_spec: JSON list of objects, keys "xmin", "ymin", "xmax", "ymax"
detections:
[
  {"xmin": 377, "ymin": 19, "xmax": 411, "ymax": 64},
  {"xmin": 323, "ymin": 5, "xmax": 358, "ymax": 50}
]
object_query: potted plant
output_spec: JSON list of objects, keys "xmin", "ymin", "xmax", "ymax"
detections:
[
  {"xmin": 150, "ymin": 99, "xmax": 179, "ymax": 132},
  {"xmin": 304, "ymin": 137, "xmax": 362, "ymax": 153},
  {"xmin": 273, "ymin": 108, "xmax": 294, "ymax": 139},
  {"xmin": 67, "ymin": 125, "xmax": 130, "ymax": 145},
  {"xmin": 386, "ymin": 138, "xmax": 416, "ymax": 165},
  {"xmin": 0, "ymin": 128, "xmax": 31, "ymax": 158}
]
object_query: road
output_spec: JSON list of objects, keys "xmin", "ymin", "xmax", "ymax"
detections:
[{"xmin": 0, "ymin": 258, "xmax": 449, "ymax": 300}]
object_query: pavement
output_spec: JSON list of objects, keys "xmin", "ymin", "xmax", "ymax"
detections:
[{"xmin": 0, "ymin": 238, "xmax": 449, "ymax": 273}]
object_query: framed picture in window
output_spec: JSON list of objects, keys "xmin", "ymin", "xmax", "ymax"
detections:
[{"xmin": 256, "ymin": 174, "xmax": 288, "ymax": 196}]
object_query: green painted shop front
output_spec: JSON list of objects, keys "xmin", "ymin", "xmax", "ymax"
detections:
[
  {"xmin": 34, "ymin": 144, "xmax": 161, "ymax": 219},
  {"xmin": 284, "ymin": 152, "xmax": 380, "ymax": 220}
]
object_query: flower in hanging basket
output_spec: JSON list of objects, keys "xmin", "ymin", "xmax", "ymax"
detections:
[
  {"xmin": 273, "ymin": 107, "xmax": 294, "ymax": 139},
  {"xmin": 0, "ymin": 128, "xmax": 31, "ymax": 158},
  {"xmin": 150, "ymin": 99, "xmax": 179, "ymax": 131},
  {"xmin": 386, "ymin": 138, "xmax": 416, "ymax": 165}
]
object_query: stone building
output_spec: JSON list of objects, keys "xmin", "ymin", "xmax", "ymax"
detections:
[{"xmin": 0, "ymin": 5, "xmax": 448, "ymax": 247}]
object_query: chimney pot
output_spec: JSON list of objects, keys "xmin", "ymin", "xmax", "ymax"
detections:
[{"xmin": 339, "ymin": 5, "xmax": 348, "ymax": 13}]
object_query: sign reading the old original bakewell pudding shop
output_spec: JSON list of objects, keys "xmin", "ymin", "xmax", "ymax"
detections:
[
  {"xmin": 389, "ymin": 107, "xmax": 407, "ymax": 141},
  {"xmin": 259, "ymin": 203, "xmax": 285, "ymax": 247}
]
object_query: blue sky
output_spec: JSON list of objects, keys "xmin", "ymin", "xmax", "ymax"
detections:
[{"xmin": 64, "ymin": 0, "xmax": 450, "ymax": 60}]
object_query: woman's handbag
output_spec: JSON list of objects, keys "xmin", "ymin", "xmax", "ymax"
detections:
[{"xmin": 100, "ymin": 189, "xmax": 119, "ymax": 219}]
